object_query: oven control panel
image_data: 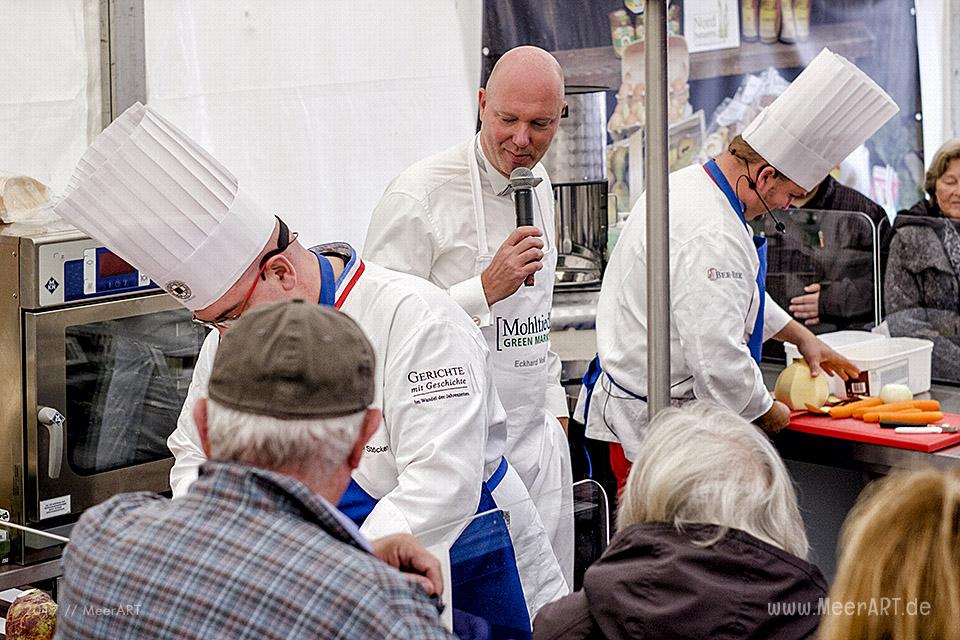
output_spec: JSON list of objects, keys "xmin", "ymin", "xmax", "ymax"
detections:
[{"xmin": 36, "ymin": 239, "xmax": 156, "ymax": 307}]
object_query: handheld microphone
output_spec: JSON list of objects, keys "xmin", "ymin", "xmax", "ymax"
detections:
[
  {"xmin": 509, "ymin": 167, "xmax": 537, "ymax": 228},
  {"xmin": 508, "ymin": 167, "xmax": 541, "ymax": 286}
]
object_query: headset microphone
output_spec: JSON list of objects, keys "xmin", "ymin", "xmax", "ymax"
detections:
[
  {"xmin": 736, "ymin": 152, "xmax": 786, "ymax": 235},
  {"xmin": 768, "ymin": 208, "xmax": 787, "ymax": 234}
]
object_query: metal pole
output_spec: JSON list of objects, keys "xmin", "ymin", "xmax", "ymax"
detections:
[{"xmin": 644, "ymin": 1, "xmax": 671, "ymax": 416}]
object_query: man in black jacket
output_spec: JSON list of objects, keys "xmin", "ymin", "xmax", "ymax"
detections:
[{"xmin": 760, "ymin": 174, "xmax": 891, "ymax": 333}]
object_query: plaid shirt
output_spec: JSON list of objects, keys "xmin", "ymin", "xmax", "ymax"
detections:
[{"xmin": 56, "ymin": 462, "xmax": 454, "ymax": 639}]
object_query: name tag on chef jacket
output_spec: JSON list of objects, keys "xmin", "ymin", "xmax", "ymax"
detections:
[
  {"xmin": 404, "ymin": 363, "xmax": 477, "ymax": 407},
  {"xmin": 704, "ymin": 265, "xmax": 755, "ymax": 341}
]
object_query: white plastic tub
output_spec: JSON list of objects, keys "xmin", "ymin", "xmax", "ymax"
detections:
[
  {"xmin": 784, "ymin": 330, "xmax": 884, "ymax": 365},
  {"xmin": 838, "ymin": 337, "xmax": 934, "ymax": 396},
  {"xmin": 784, "ymin": 334, "xmax": 933, "ymax": 398}
]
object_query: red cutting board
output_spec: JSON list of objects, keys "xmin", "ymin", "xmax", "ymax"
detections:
[{"xmin": 788, "ymin": 412, "xmax": 960, "ymax": 453}]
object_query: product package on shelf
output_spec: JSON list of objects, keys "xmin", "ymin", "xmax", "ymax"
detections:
[{"xmin": 698, "ymin": 67, "xmax": 790, "ymax": 161}]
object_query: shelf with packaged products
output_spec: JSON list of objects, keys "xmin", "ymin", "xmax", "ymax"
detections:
[{"xmin": 552, "ymin": 21, "xmax": 875, "ymax": 91}]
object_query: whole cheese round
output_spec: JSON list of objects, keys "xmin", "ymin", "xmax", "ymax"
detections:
[{"xmin": 774, "ymin": 359, "xmax": 829, "ymax": 411}]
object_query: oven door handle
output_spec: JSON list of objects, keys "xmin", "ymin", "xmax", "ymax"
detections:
[{"xmin": 37, "ymin": 407, "xmax": 65, "ymax": 479}]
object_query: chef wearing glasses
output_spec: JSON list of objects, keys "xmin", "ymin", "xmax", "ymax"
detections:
[{"xmin": 55, "ymin": 103, "xmax": 568, "ymax": 627}]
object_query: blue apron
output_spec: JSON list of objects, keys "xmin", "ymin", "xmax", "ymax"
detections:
[
  {"xmin": 340, "ymin": 459, "xmax": 530, "ymax": 639},
  {"xmin": 312, "ymin": 249, "xmax": 531, "ymax": 638},
  {"xmin": 703, "ymin": 159, "xmax": 767, "ymax": 363},
  {"xmin": 581, "ymin": 161, "xmax": 768, "ymax": 428}
]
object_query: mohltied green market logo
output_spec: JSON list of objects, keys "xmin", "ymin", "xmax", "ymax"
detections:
[{"xmin": 495, "ymin": 313, "xmax": 550, "ymax": 351}]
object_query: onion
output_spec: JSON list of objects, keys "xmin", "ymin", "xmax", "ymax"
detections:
[{"xmin": 879, "ymin": 383, "xmax": 913, "ymax": 404}]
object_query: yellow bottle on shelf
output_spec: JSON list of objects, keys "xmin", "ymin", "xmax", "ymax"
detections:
[
  {"xmin": 794, "ymin": 0, "xmax": 811, "ymax": 41},
  {"xmin": 758, "ymin": 0, "xmax": 780, "ymax": 44},
  {"xmin": 780, "ymin": 0, "xmax": 796, "ymax": 43},
  {"xmin": 741, "ymin": 0, "xmax": 759, "ymax": 41}
]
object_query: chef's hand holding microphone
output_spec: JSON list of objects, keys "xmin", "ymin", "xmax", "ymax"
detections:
[{"xmin": 480, "ymin": 167, "xmax": 545, "ymax": 306}]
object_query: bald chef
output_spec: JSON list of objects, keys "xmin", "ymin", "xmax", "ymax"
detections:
[
  {"xmin": 365, "ymin": 46, "xmax": 573, "ymax": 581},
  {"xmin": 54, "ymin": 103, "xmax": 567, "ymax": 630},
  {"xmin": 578, "ymin": 49, "xmax": 899, "ymax": 461}
]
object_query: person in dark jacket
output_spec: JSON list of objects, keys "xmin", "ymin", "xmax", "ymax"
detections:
[
  {"xmin": 884, "ymin": 138, "xmax": 960, "ymax": 383},
  {"xmin": 532, "ymin": 402, "xmax": 827, "ymax": 640},
  {"xmin": 759, "ymin": 174, "xmax": 891, "ymax": 333}
]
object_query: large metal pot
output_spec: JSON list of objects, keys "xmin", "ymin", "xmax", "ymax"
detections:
[
  {"xmin": 553, "ymin": 182, "xmax": 607, "ymax": 286},
  {"xmin": 541, "ymin": 88, "xmax": 608, "ymax": 286}
]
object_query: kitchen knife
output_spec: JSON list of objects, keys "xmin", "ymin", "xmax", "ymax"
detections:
[{"xmin": 890, "ymin": 425, "xmax": 960, "ymax": 434}]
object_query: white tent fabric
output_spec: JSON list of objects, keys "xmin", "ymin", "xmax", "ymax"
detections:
[
  {"xmin": 0, "ymin": 0, "xmax": 101, "ymax": 194},
  {"xmin": 916, "ymin": 0, "xmax": 953, "ymax": 167},
  {"xmin": 143, "ymin": 0, "xmax": 482, "ymax": 250}
]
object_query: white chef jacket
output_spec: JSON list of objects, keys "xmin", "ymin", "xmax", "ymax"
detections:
[
  {"xmin": 167, "ymin": 244, "xmax": 567, "ymax": 613},
  {"xmin": 581, "ymin": 163, "xmax": 791, "ymax": 460},
  {"xmin": 364, "ymin": 136, "xmax": 568, "ymax": 422},
  {"xmin": 365, "ymin": 137, "xmax": 575, "ymax": 587}
]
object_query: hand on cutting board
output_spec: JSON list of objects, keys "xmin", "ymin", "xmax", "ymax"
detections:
[
  {"xmin": 789, "ymin": 283, "xmax": 821, "ymax": 326},
  {"xmin": 372, "ymin": 533, "xmax": 444, "ymax": 596},
  {"xmin": 481, "ymin": 227, "xmax": 544, "ymax": 306},
  {"xmin": 755, "ymin": 400, "xmax": 791, "ymax": 435}
]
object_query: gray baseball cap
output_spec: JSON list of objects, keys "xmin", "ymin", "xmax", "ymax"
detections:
[{"xmin": 208, "ymin": 300, "xmax": 376, "ymax": 419}]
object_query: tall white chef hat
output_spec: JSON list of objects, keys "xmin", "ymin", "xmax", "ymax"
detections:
[
  {"xmin": 54, "ymin": 103, "xmax": 275, "ymax": 311},
  {"xmin": 741, "ymin": 48, "xmax": 899, "ymax": 192}
]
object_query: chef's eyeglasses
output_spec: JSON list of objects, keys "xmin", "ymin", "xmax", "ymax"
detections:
[{"xmin": 191, "ymin": 217, "xmax": 298, "ymax": 331}]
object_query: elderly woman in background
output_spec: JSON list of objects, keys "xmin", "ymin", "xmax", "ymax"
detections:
[
  {"xmin": 532, "ymin": 402, "xmax": 826, "ymax": 640},
  {"xmin": 818, "ymin": 468, "xmax": 960, "ymax": 640},
  {"xmin": 885, "ymin": 139, "xmax": 960, "ymax": 382}
]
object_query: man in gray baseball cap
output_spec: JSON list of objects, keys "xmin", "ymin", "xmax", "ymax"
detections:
[{"xmin": 58, "ymin": 300, "xmax": 456, "ymax": 640}]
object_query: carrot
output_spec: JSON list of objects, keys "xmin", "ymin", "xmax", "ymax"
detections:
[
  {"xmin": 873, "ymin": 411, "xmax": 945, "ymax": 425},
  {"xmin": 830, "ymin": 397, "xmax": 882, "ymax": 419},
  {"xmin": 804, "ymin": 403, "xmax": 831, "ymax": 415},
  {"xmin": 852, "ymin": 400, "xmax": 941, "ymax": 418},
  {"xmin": 862, "ymin": 408, "xmax": 922, "ymax": 423}
]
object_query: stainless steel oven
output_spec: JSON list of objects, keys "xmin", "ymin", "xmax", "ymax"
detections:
[{"xmin": 1, "ymin": 219, "xmax": 207, "ymax": 565}]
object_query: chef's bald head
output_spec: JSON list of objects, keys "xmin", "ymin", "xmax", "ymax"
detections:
[
  {"xmin": 478, "ymin": 46, "xmax": 565, "ymax": 178},
  {"xmin": 485, "ymin": 46, "xmax": 565, "ymax": 107}
]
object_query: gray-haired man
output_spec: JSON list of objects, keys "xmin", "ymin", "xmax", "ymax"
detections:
[{"xmin": 58, "ymin": 301, "xmax": 455, "ymax": 640}]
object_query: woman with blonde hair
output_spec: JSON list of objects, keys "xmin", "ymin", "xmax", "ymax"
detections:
[
  {"xmin": 819, "ymin": 468, "xmax": 960, "ymax": 640},
  {"xmin": 533, "ymin": 402, "xmax": 826, "ymax": 639}
]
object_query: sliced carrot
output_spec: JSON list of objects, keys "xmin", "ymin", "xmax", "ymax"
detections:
[
  {"xmin": 804, "ymin": 403, "xmax": 831, "ymax": 415},
  {"xmin": 874, "ymin": 411, "xmax": 945, "ymax": 425},
  {"xmin": 852, "ymin": 399, "xmax": 940, "ymax": 418},
  {"xmin": 862, "ymin": 408, "xmax": 922, "ymax": 423},
  {"xmin": 830, "ymin": 397, "xmax": 882, "ymax": 419}
]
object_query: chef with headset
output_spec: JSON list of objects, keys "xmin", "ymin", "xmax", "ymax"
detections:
[{"xmin": 576, "ymin": 49, "xmax": 900, "ymax": 462}]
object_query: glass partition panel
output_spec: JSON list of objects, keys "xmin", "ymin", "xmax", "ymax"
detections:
[{"xmin": 750, "ymin": 209, "xmax": 881, "ymax": 362}]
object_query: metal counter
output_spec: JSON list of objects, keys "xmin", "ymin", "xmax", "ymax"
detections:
[
  {"xmin": 548, "ymin": 321, "xmax": 960, "ymax": 474},
  {"xmin": 549, "ymin": 326, "xmax": 960, "ymax": 580},
  {"xmin": 760, "ymin": 363, "xmax": 960, "ymax": 474}
]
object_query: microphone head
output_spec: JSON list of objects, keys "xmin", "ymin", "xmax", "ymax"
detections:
[{"xmin": 508, "ymin": 167, "xmax": 538, "ymax": 190}]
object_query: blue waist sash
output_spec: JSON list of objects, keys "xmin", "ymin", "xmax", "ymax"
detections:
[{"xmin": 338, "ymin": 457, "xmax": 530, "ymax": 639}]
